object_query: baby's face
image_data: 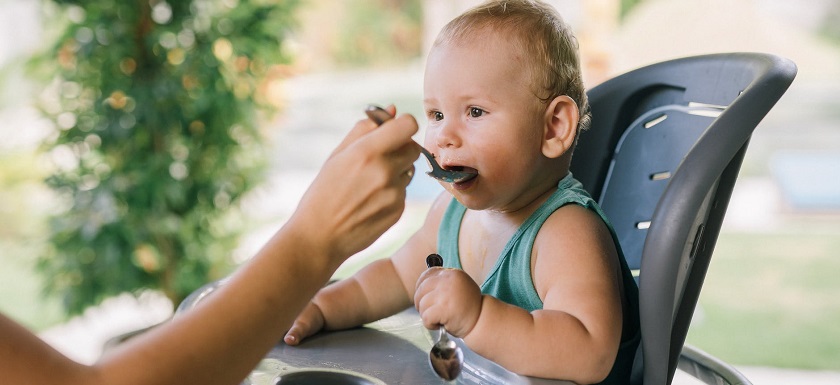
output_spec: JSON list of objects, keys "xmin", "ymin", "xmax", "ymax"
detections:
[{"xmin": 423, "ymin": 36, "xmax": 551, "ymax": 212}]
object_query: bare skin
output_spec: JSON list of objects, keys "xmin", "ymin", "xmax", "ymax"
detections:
[
  {"xmin": 0, "ymin": 105, "xmax": 421, "ymax": 385},
  {"xmin": 285, "ymin": 32, "xmax": 627, "ymax": 384}
]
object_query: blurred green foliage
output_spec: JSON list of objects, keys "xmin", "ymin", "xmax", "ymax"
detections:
[
  {"xmin": 30, "ymin": 0, "xmax": 299, "ymax": 315},
  {"xmin": 332, "ymin": 0, "xmax": 422, "ymax": 66},
  {"xmin": 619, "ymin": 0, "xmax": 644, "ymax": 20},
  {"xmin": 819, "ymin": 1, "xmax": 840, "ymax": 44}
]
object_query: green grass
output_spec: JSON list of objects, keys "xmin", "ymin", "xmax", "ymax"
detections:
[{"xmin": 686, "ymin": 224, "xmax": 840, "ymax": 370}]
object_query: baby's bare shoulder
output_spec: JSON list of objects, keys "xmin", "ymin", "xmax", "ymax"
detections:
[
  {"xmin": 539, "ymin": 204, "xmax": 613, "ymax": 245},
  {"xmin": 532, "ymin": 204, "xmax": 620, "ymax": 295}
]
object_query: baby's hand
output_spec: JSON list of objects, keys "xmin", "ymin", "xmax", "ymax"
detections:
[
  {"xmin": 414, "ymin": 268, "xmax": 482, "ymax": 338},
  {"xmin": 283, "ymin": 302, "xmax": 325, "ymax": 346}
]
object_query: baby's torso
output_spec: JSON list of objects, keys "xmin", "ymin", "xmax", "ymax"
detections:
[
  {"xmin": 436, "ymin": 173, "xmax": 642, "ymax": 384},
  {"xmin": 438, "ymin": 174, "xmax": 591, "ymax": 311}
]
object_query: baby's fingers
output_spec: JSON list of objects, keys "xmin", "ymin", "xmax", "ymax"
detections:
[
  {"xmin": 283, "ymin": 321, "xmax": 309, "ymax": 346},
  {"xmin": 414, "ymin": 268, "xmax": 445, "ymax": 328},
  {"xmin": 283, "ymin": 304, "xmax": 324, "ymax": 346},
  {"xmin": 416, "ymin": 295, "xmax": 446, "ymax": 330}
]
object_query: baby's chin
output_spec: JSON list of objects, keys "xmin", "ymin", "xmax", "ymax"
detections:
[{"xmin": 447, "ymin": 185, "xmax": 507, "ymax": 212}]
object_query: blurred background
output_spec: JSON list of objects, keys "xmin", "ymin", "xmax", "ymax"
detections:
[{"xmin": 1, "ymin": 0, "xmax": 839, "ymax": 381}]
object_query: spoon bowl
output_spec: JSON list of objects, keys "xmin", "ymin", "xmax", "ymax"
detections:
[
  {"xmin": 365, "ymin": 105, "xmax": 478, "ymax": 184},
  {"xmin": 430, "ymin": 326, "xmax": 464, "ymax": 381}
]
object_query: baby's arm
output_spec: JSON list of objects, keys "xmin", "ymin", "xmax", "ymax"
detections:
[
  {"xmin": 416, "ymin": 204, "xmax": 624, "ymax": 383},
  {"xmin": 283, "ymin": 257, "xmax": 408, "ymax": 345},
  {"xmin": 284, "ymin": 192, "xmax": 451, "ymax": 345}
]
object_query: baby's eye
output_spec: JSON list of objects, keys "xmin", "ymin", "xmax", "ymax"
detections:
[
  {"xmin": 469, "ymin": 107, "xmax": 485, "ymax": 118},
  {"xmin": 431, "ymin": 111, "xmax": 444, "ymax": 121}
]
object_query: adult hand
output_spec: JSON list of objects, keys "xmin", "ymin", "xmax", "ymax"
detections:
[
  {"xmin": 287, "ymin": 105, "xmax": 420, "ymax": 267},
  {"xmin": 414, "ymin": 268, "xmax": 483, "ymax": 338}
]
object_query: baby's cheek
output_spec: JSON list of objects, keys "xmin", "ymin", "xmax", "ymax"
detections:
[{"xmin": 422, "ymin": 125, "xmax": 437, "ymax": 147}]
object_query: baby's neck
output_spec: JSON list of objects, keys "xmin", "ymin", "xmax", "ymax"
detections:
[{"xmin": 486, "ymin": 176, "xmax": 563, "ymax": 221}]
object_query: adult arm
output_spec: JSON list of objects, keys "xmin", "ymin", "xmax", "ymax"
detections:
[{"xmin": 0, "ymin": 109, "xmax": 420, "ymax": 385}]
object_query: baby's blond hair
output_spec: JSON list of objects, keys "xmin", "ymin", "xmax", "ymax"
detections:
[{"xmin": 433, "ymin": 0, "xmax": 591, "ymax": 131}]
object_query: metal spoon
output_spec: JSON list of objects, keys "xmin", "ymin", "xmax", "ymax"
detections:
[
  {"xmin": 425, "ymin": 253, "xmax": 464, "ymax": 381},
  {"xmin": 365, "ymin": 105, "xmax": 478, "ymax": 184}
]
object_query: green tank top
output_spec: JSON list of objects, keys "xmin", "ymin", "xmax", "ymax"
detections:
[{"xmin": 437, "ymin": 173, "xmax": 640, "ymax": 385}]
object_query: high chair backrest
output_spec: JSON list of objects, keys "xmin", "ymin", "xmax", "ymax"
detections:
[{"xmin": 569, "ymin": 53, "xmax": 796, "ymax": 385}]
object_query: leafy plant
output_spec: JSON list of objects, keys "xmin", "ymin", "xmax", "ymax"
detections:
[{"xmin": 31, "ymin": 0, "xmax": 299, "ymax": 315}]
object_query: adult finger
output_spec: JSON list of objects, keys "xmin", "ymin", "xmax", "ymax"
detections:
[
  {"xmin": 357, "ymin": 113, "xmax": 420, "ymax": 157},
  {"xmin": 330, "ymin": 105, "xmax": 399, "ymax": 158}
]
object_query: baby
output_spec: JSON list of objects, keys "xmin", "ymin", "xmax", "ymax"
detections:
[{"xmin": 285, "ymin": 1, "xmax": 640, "ymax": 383}]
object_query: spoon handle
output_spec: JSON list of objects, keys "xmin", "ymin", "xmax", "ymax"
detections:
[
  {"xmin": 439, "ymin": 325, "xmax": 451, "ymax": 342},
  {"xmin": 426, "ymin": 253, "xmax": 444, "ymax": 268},
  {"xmin": 426, "ymin": 254, "xmax": 447, "ymax": 337},
  {"xmin": 426, "ymin": 254, "xmax": 449, "ymax": 341},
  {"xmin": 365, "ymin": 104, "xmax": 393, "ymax": 125}
]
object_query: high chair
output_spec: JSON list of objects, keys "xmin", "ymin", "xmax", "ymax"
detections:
[{"xmin": 571, "ymin": 52, "xmax": 797, "ymax": 385}]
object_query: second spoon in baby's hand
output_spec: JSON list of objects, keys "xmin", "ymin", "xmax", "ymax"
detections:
[{"xmin": 424, "ymin": 253, "xmax": 464, "ymax": 381}]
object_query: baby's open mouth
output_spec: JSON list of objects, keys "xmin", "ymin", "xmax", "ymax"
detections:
[
  {"xmin": 443, "ymin": 165, "xmax": 478, "ymax": 183},
  {"xmin": 444, "ymin": 165, "xmax": 476, "ymax": 173}
]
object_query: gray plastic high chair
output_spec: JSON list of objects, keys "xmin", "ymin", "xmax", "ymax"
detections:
[{"xmin": 570, "ymin": 52, "xmax": 797, "ymax": 385}]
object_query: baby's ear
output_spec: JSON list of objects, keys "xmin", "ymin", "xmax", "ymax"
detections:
[{"xmin": 541, "ymin": 95, "xmax": 579, "ymax": 159}]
